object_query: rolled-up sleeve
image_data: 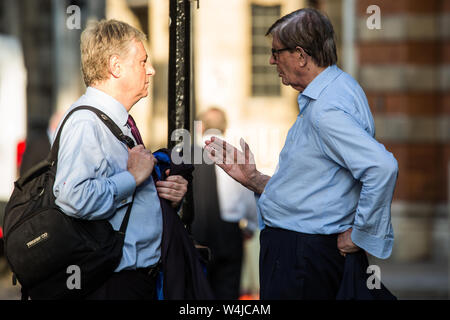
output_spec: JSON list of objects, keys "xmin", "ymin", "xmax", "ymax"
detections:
[{"xmin": 317, "ymin": 107, "xmax": 398, "ymax": 259}]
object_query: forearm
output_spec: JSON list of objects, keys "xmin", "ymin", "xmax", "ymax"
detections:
[
  {"xmin": 54, "ymin": 117, "xmax": 136, "ymax": 220},
  {"xmin": 247, "ymin": 171, "xmax": 271, "ymax": 194},
  {"xmin": 317, "ymin": 107, "xmax": 399, "ymax": 258},
  {"xmin": 55, "ymin": 171, "xmax": 136, "ymax": 220}
]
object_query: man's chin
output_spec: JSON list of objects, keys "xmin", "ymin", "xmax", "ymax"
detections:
[
  {"xmin": 281, "ymin": 78, "xmax": 289, "ymax": 86},
  {"xmin": 134, "ymin": 93, "xmax": 149, "ymax": 105},
  {"xmin": 141, "ymin": 90, "xmax": 149, "ymax": 98}
]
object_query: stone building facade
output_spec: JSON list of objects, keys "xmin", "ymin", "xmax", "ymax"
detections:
[{"xmin": 355, "ymin": 0, "xmax": 449, "ymax": 262}]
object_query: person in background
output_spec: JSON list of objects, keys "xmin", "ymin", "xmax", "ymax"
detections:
[{"xmin": 192, "ymin": 107, "xmax": 258, "ymax": 300}]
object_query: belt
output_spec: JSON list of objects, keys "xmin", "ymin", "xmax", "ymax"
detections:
[
  {"xmin": 263, "ymin": 226, "xmax": 339, "ymax": 239},
  {"xmin": 136, "ymin": 261, "xmax": 161, "ymax": 278}
]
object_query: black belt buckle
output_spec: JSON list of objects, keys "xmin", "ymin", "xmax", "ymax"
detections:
[{"xmin": 146, "ymin": 262, "xmax": 161, "ymax": 278}]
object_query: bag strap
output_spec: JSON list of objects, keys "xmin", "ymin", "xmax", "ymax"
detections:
[
  {"xmin": 50, "ymin": 105, "xmax": 135, "ymax": 161},
  {"xmin": 51, "ymin": 105, "xmax": 137, "ymax": 234},
  {"xmin": 119, "ymin": 192, "xmax": 135, "ymax": 235}
]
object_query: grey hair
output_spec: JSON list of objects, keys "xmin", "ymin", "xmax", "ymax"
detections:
[{"xmin": 266, "ymin": 8, "xmax": 337, "ymax": 67}]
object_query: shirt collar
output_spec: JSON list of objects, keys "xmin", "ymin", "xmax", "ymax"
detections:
[
  {"xmin": 84, "ymin": 87, "xmax": 129, "ymax": 127},
  {"xmin": 301, "ymin": 64, "xmax": 342, "ymax": 101}
]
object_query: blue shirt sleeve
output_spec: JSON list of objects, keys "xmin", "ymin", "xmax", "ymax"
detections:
[
  {"xmin": 316, "ymin": 106, "xmax": 398, "ymax": 259},
  {"xmin": 53, "ymin": 118, "xmax": 136, "ymax": 220},
  {"xmin": 254, "ymin": 193, "xmax": 266, "ymax": 230}
]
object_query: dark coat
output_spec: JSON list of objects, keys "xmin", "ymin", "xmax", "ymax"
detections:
[{"xmin": 153, "ymin": 149, "xmax": 214, "ymax": 300}]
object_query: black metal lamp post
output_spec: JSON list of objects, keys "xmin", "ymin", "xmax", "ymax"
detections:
[
  {"xmin": 168, "ymin": 0, "xmax": 196, "ymax": 229},
  {"xmin": 168, "ymin": 0, "xmax": 191, "ymax": 143}
]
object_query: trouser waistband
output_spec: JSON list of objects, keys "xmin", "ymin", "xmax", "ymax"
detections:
[
  {"xmin": 263, "ymin": 226, "xmax": 339, "ymax": 239},
  {"xmin": 135, "ymin": 261, "xmax": 161, "ymax": 278}
]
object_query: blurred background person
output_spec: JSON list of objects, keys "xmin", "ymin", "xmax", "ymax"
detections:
[{"xmin": 191, "ymin": 107, "xmax": 258, "ymax": 300}]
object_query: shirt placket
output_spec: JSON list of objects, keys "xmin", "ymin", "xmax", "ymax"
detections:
[{"xmin": 290, "ymin": 96, "xmax": 310, "ymax": 142}]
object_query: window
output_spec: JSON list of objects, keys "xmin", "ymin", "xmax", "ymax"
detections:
[{"xmin": 251, "ymin": 4, "xmax": 281, "ymax": 96}]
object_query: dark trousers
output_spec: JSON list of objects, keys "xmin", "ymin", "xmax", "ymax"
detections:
[
  {"xmin": 85, "ymin": 270, "xmax": 157, "ymax": 300},
  {"xmin": 209, "ymin": 253, "xmax": 242, "ymax": 300},
  {"xmin": 259, "ymin": 227, "xmax": 345, "ymax": 300},
  {"xmin": 208, "ymin": 221, "xmax": 243, "ymax": 300}
]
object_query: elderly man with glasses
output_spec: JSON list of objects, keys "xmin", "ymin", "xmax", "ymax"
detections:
[{"xmin": 205, "ymin": 8, "xmax": 398, "ymax": 300}]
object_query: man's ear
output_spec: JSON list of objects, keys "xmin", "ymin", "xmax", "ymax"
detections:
[
  {"xmin": 296, "ymin": 46, "xmax": 308, "ymax": 67},
  {"xmin": 109, "ymin": 55, "xmax": 121, "ymax": 78}
]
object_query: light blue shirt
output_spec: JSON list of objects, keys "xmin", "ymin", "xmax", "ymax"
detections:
[
  {"xmin": 256, "ymin": 65, "xmax": 398, "ymax": 259},
  {"xmin": 52, "ymin": 87, "xmax": 162, "ymax": 271}
]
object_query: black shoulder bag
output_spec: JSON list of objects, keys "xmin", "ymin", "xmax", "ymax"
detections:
[{"xmin": 3, "ymin": 106, "xmax": 136, "ymax": 300}]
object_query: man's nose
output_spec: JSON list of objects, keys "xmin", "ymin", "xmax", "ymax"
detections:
[
  {"xmin": 147, "ymin": 63, "xmax": 155, "ymax": 76},
  {"xmin": 269, "ymin": 55, "xmax": 277, "ymax": 65}
]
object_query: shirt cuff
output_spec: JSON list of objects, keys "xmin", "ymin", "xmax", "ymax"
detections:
[
  {"xmin": 351, "ymin": 227, "xmax": 393, "ymax": 259},
  {"xmin": 109, "ymin": 171, "xmax": 136, "ymax": 203}
]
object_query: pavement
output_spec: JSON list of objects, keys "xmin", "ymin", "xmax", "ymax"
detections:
[
  {"xmin": 368, "ymin": 256, "xmax": 449, "ymax": 300},
  {"xmin": 0, "ymin": 258, "xmax": 21, "ymax": 300}
]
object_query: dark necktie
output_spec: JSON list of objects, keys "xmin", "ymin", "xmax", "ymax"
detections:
[
  {"xmin": 127, "ymin": 114, "xmax": 158, "ymax": 181},
  {"xmin": 127, "ymin": 115, "xmax": 144, "ymax": 146}
]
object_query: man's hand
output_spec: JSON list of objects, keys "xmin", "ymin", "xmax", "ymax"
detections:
[
  {"xmin": 204, "ymin": 137, "xmax": 270, "ymax": 194},
  {"xmin": 337, "ymin": 227, "xmax": 360, "ymax": 257},
  {"xmin": 156, "ymin": 169, "xmax": 188, "ymax": 208},
  {"xmin": 127, "ymin": 145, "xmax": 157, "ymax": 186}
]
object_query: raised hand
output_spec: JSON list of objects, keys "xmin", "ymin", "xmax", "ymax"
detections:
[{"xmin": 204, "ymin": 136, "xmax": 270, "ymax": 194}]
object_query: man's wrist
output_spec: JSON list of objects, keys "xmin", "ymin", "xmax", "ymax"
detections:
[
  {"xmin": 111, "ymin": 171, "xmax": 136, "ymax": 198},
  {"xmin": 248, "ymin": 171, "xmax": 270, "ymax": 194}
]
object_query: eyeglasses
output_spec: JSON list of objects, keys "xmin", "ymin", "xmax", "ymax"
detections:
[
  {"xmin": 271, "ymin": 47, "xmax": 294, "ymax": 60},
  {"xmin": 271, "ymin": 47, "xmax": 312, "ymax": 61}
]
